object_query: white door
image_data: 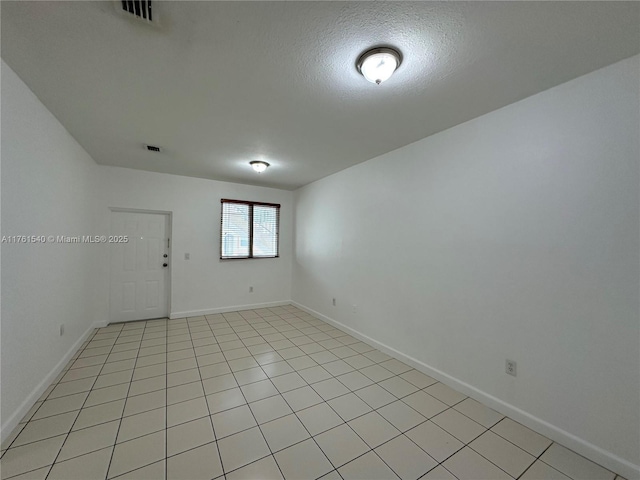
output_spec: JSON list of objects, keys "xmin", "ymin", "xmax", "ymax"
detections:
[{"xmin": 109, "ymin": 211, "xmax": 169, "ymax": 322}]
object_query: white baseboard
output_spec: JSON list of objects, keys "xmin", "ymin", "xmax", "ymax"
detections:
[
  {"xmin": 291, "ymin": 301, "xmax": 640, "ymax": 479},
  {"xmin": 170, "ymin": 300, "xmax": 291, "ymax": 319},
  {"xmin": 1, "ymin": 321, "xmax": 101, "ymax": 444}
]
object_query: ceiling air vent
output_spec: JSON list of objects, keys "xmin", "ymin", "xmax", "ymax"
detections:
[
  {"xmin": 120, "ymin": 0, "xmax": 154, "ymax": 23},
  {"xmin": 145, "ymin": 144, "xmax": 162, "ymax": 152}
]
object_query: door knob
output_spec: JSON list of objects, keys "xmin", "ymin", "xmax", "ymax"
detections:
[{"xmin": 163, "ymin": 263, "xmax": 168, "ymax": 267}]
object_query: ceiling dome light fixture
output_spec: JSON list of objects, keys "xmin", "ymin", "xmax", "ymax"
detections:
[
  {"xmin": 250, "ymin": 160, "xmax": 270, "ymax": 173},
  {"xmin": 356, "ymin": 47, "xmax": 402, "ymax": 85}
]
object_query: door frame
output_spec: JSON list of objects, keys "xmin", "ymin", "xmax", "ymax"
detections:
[{"xmin": 108, "ymin": 207, "xmax": 173, "ymax": 323}]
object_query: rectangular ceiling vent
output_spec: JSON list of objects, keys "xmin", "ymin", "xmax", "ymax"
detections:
[{"xmin": 119, "ymin": 1, "xmax": 155, "ymax": 24}]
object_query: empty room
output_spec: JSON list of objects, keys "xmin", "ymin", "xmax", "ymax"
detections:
[{"xmin": 1, "ymin": 2, "xmax": 638, "ymax": 480}]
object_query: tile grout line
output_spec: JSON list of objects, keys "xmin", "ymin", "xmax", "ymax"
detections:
[{"xmin": 42, "ymin": 323, "xmax": 127, "ymax": 480}]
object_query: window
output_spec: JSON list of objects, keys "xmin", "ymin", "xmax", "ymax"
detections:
[{"xmin": 220, "ymin": 199, "xmax": 280, "ymax": 259}]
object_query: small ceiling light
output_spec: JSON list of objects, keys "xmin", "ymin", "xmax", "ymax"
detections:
[
  {"xmin": 356, "ymin": 47, "xmax": 402, "ymax": 85},
  {"xmin": 250, "ymin": 161, "xmax": 270, "ymax": 173}
]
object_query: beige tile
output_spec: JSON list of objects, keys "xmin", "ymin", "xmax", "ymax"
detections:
[
  {"xmin": 491, "ymin": 418, "xmax": 552, "ymax": 457},
  {"xmin": 470, "ymin": 431, "xmax": 535, "ymax": 478},
  {"xmin": 336, "ymin": 371, "xmax": 373, "ymax": 391},
  {"xmin": 72, "ymin": 354, "xmax": 108, "ymax": 369},
  {"xmin": 199, "ymin": 363, "xmax": 233, "ymax": 381},
  {"xmin": 129, "ymin": 375, "xmax": 166, "ymax": 397},
  {"xmin": 93, "ymin": 370, "xmax": 133, "ymax": 389},
  {"xmin": 338, "ymin": 450, "xmax": 400, "ymax": 479},
  {"xmin": 375, "ymin": 434, "xmax": 437, "ymax": 480},
  {"xmin": 167, "ymin": 381, "xmax": 204, "ymax": 405},
  {"xmin": 49, "ymin": 377, "xmax": 95, "ymax": 399},
  {"xmin": 169, "ymin": 368, "xmax": 203, "ymax": 387},
  {"xmin": 378, "ymin": 400, "xmax": 427, "ymax": 433},
  {"xmin": 432, "ymin": 409, "xmax": 485, "ymax": 443},
  {"xmin": 84, "ymin": 384, "xmax": 129, "ymax": 408},
  {"xmin": 234, "ymin": 367, "xmax": 269, "ymax": 386},
  {"xmin": 0, "ymin": 435, "xmax": 66, "ymax": 478},
  {"xmin": 241, "ymin": 379, "xmax": 279, "ymax": 403},
  {"xmin": 355, "ymin": 384, "xmax": 397, "ymax": 409},
  {"xmin": 224, "ymin": 348, "xmax": 253, "ymax": 361},
  {"xmin": 520, "ymin": 460, "xmax": 572, "ymax": 480},
  {"xmin": 424, "ymin": 383, "xmax": 466, "ymax": 406},
  {"xmin": 13, "ymin": 411, "xmax": 78, "ymax": 446},
  {"xmin": 73, "ymin": 399, "xmax": 124, "ymax": 430},
  {"xmin": 60, "ymin": 365, "xmax": 102, "ymax": 383},
  {"xmin": 402, "ymin": 391, "xmax": 448, "ymax": 419},
  {"xmin": 405, "ymin": 421, "xmax": 464, "ymax": 463},
  {"xmin": 107, "ymin": 350, "xmax": 138, "ymax": 363},
  {"xmin": 167, "ymin": 441, "xmax": 222, "ymax": 480},
  {"xmin": 226, "ymin": 455, "xmax": 284, "ymax": 480},
  {"xmin": 212, "ymin": 405, "xmax": 257, "ymax": 439},
  {"xmin": 254, "ymin": 351, "xmax": 285, "ymax": 366},
  {"xmin": 271, "ymin": 372, "xmax": 308, "ymax": 393},
  {"xmin": 167, "ymin": 417, "xmax": 215, "ymax": 456},
  {"xmin": 32, "ymin": 392, "xmax": 88, "ymax": 420},
  {"xmin": 443, "ymin": 447, "xmax": 512, "ymax": 479},
  {"xmin": 454, "ymin": 398, "xmax": 504, "ymax": 428},
  {"xmin": 421, "ymin": 465, "xmax": 458, "ymax": 479},
  {"xmin": 167, "ymin": 358, "xmax": 198, "ymax": 374},
  {"xmin": 197, "ymin": 352, "xmax": 226, "ymax": 367},
  {"xmin": 298, "ymin": 366, "xmax": 332, "ymax": 384},
  {"xmin": 59, "ymin": 420, "xmax": 120, "ymax": 461},
  {"xmin": 348, "ymin": 411, "xmax": 401, "ymax": 449},
  {"xmin": 167, "ymin": 397, "xmax": 209, "ymax": 427},
  {"xmin": 206, "ymin": 387, "xmax": 246, "ymax": 414},
  {"xmin": 344, "ymin": 355, "xmax": 375, "ymax": 370},
  {"xmin": 3, "ymin": 466, "xmax": 50, "ymax": 480},
  {"xmin": 203, "ymin": 373, "xmax": 238, "ymax": 395},
  {"xmin": 540, "ymin": 443, "xmax": 615, "ymax": 480},
  {"xmin": 297, "ymin": 402, "xmax": 344, "ymax": 436},
  {"xmin": 399, "ymin": 370, "xmax": 438, "ymax": 389},
  {"xmin": 275, "ymin": 438, "xmax": 333, "ymax": 479},
  {"xmin": 323, "ymin": 360, "xmax": 356, "ymax": 376},
  {"xmin": 328, "ymin": 393, "xmax": 372, "ymax": 422},
  {"xmin": 316, "ymin": 424, "xmax": 370, "ymax": 468},
  {"xmin": 101, "ymin": 359, "xmax": 137, "ymax": 375},
  {"xmin": 379, "ymin": 359, "xmax": 413, "ymax": 375},
  {"xmin": 124, "ymin": 390, "xmax": 166, "ymax": 417},
  {"xmin": 218, "ymin": 427, "xmax": 270, "ymax": 472},
  {"xmin": 379, "ymin": 377, "xmax": 419, "ymax": 398},
  {"xmin": 108, "ymin": 431, "xmax": 165, "ymax": 478},
  {"xmin": 49, "ymin": 446, "xmax": 113, "ymax": 479},
  {"xmin": 282, "ymin": 386, "xmax": 323, "ymax": 412},
  {"xmin": 261, "ymin": 414, "xmax": 310, "ymax": 453},
  {"xmin": 249, "ymin": 396, "xmax": 293, "ymax": 424},
  {"xmin": 262, "ymin": 361, "xmax": 294, "ymax": 378},
  {"xmin": 117, "ymin": 407, "xmax": 165, "ymax": 443},
  {"xmin": 311, "ymin": 378, "xmax": 350, "ymax": 400},
  {"xmin": 167, "ymin": 349, "xmax": 195, "ymax": 362},
  {"xmin": 132, "ymin": 363, "xmax": 166, "ymax": 381}
]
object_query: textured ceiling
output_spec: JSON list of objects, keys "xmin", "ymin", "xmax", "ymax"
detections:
[{"xmin": 2, "ymin": 1, "xmax": 639, "ymax": 190}]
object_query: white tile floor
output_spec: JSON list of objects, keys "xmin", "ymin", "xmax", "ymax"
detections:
[{"xmin": 0, "ymin": 305, "xmax": 628, "ymax": 480}]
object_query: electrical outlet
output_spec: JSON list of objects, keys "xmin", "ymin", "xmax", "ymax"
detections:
[
  {"xmin": 352, "ymin": 304, "xmax": 357, "ymax": 314},
  {"xmin": 506, "ymin": 359, "xmax": 517, "ymax": 377},
  {"xmin": 332, "ymin": 298, "xmax": 336, "ymax": 306},
  {"xmin": 184, "ymin": 253, "xmax": 190, "ymax": 260},
  {"xmin": 59, "ymin": 324, "xmax": 65, "ymax": 336},
  {"xmin": 249, "ymin": 286, "xmax": 254, "ymax": 293}
]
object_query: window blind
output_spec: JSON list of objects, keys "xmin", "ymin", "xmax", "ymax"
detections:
[{"xmin": 220, "ymin": 199, "xmax": 280, "ymax": 259}]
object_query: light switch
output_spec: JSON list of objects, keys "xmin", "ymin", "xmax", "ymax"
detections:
[{"xmin": 185, "ymin": 253, "xmax": 190, "ymax": 260}]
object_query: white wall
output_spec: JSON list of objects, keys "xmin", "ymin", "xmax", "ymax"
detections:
[
  {"xmin": 1, "ymin": 61, "xmax": 101, "ymax": 434},
  {"xmin": 93, "ymin": 166, "xmax": 293, "ymax": 322},
  {"xmin": 292, "ymin": 56, "xmax": 640, "ymax": 475}
]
